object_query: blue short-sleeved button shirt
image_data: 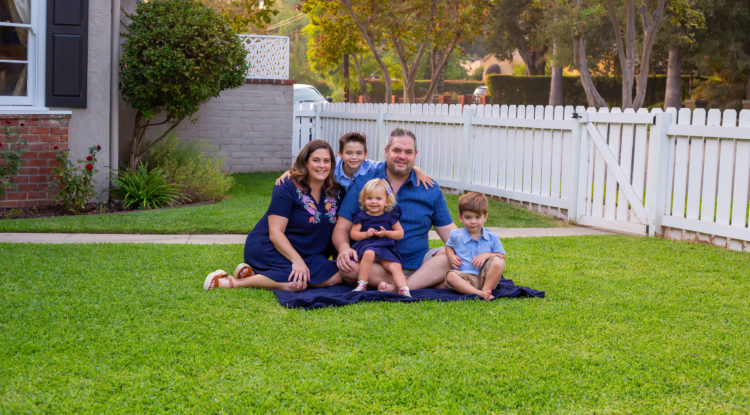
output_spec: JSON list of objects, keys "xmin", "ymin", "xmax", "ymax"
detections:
[
  {"xmin": 334, "ymin": 158, "xmax": 384, "ymax": 190},
  {"xmin": 339, "ymin": 164, "xmax": 454, "ymax": 269},
  {"xmin": 446, "ymin": 227, "xmax": 505, "ymax": 274}
]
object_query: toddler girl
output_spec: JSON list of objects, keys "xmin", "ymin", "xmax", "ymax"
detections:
[{"xmin": 350, "ymin": 178, "xmax": 410, "ymax": 297}]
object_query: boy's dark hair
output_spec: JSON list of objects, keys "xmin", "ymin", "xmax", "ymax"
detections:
[
  {"xmin": 458, "ymin": 192, "xmax": 488, "ymax": 215},
  {"xmin": 339, "ymin": 132, "xmax": 367, "ymax": 152}
]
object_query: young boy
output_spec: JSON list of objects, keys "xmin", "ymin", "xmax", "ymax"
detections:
[
  {"xmin": 277, "ymin": 132, "xmax": 432, "ymax": 190},
  {"xmin": 445, "ymin": 192, "xmax": 506, "ymax": 301}
]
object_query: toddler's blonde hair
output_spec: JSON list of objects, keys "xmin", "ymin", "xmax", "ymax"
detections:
[{"xmin": 358, "ymin": 178, "xmax": 397, "ymax": 212}]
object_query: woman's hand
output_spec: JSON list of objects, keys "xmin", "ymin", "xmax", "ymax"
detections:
[{"xmin": 288, "ymin": 259, "xmax": 310, "ymax": 290}]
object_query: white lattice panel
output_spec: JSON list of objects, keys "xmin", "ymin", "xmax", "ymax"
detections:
[{"xmin": 239, "ymin": 35, "xmax": 289, "ymax": 80}]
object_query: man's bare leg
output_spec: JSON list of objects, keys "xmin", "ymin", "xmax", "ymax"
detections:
[{"xmin": 406, "ymin": 248, "xmax": 451, "ymax": 290}]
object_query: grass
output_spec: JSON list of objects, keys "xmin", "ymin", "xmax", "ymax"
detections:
[
  {"xmin": 1, "ymin": 235, "xmax": 748, "ymax": 413},
  {"xmin": 0, "ymin": 172, "xmax": 566, "ymax": 233}
]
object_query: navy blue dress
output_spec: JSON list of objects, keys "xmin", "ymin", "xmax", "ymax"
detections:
[
  {"xmin": 244, "ymin": 180, "xmax": 340, "ymax": 284},
  {"xmin": 350, "ymin": 206, "xmax": 402, "ymax": 264}
]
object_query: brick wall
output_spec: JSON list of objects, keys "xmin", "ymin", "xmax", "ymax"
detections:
[
  {"xmin": 0, "ymin": 114, "xmax": 71, "ymax": 208},
  {"xmin": 171, "ymin": 79, "xmax": 294, "ymax": 172}
]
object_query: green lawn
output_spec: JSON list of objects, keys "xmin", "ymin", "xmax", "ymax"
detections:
[
  {"xmin": 0, "ymin": 172, "xmax": 566, "ymax": 233},
  {"xmin": 1, "ymin": 235, "xmax": 747, "ymax": 413}
]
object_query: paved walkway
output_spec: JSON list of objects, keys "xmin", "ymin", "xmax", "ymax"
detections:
[{"xmin": 0, "ymin": 227, "xmax": 613, "ymax": 244}]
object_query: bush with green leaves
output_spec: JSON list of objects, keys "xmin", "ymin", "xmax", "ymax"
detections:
[
  {"xmin": 50, "ymin": 145, "xmax": 101, "ymax": 214},
  {"xmin": 0, "ymin": 127, "xmax": 27, "ymax": 196},
  {"xmin": 111, "ymin": 164, "xmax": 183, "ymax": 210},
  {"xmin": 145, "ymin": 135, "xmax": 234, "ymax": 203},
  {"xmin": 120, "ymin": 0, "xmax": 248, "ymax": 170}
]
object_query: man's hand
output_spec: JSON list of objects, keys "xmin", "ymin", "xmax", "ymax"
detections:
[
  {"xmin": 471, "ymin": 252, "xmax": 495, "ymax": 270},
  {"xmin": 336, "ymin": 247, "xmax": 359, "ymax": 273}
]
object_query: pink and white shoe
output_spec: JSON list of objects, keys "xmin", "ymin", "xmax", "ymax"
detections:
[
  {"xmin": 398, "ymin": 287, "xmax": 411, "ymax": 297},
  {"xmin": 352, "ymin": 280, "xmax": 367, "ymax": 292}
]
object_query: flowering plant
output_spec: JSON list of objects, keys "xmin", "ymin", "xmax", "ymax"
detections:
[
  {"xmin": 50, "ymin": 145, "xmax": 102, "ymax": 213},
  {"xmin": 0, "ymin": 127, "xmax": 27, "ymax": 197}
]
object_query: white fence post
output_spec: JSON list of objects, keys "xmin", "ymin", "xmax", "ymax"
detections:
[
  {"xmin": 567, "ymin": 110, "xmax": 586, "ymax": 222},
  {"xmin": 376, "ymin": 105, "xmax": 387, "ymax": 161},
  {"xmin": 313, "ymin": 103, "xmax": 323, "ymax": 141},
  {"xmin": 645, "ymin": 111, "xmax": 672, "ymax": 237},
  {"xmin": 461, "ymin": 106, "xmax": 476, "ymax": 190}
]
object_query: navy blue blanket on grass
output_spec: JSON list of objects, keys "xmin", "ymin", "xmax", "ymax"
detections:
[{"xmin": 274, "ymin": 277, "xmax": 544, "ymax": 309}]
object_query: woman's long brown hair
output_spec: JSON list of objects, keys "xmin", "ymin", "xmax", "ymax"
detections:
[{"xmin": 289, "ymin": 140, "xmax": 340, "ymax": 198}]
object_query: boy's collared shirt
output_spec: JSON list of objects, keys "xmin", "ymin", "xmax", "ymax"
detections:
[
  {"xmin": 339, "ymin": 163, "xmax": 453, "ymax": 269},
  {"xmin": 446, "ymin": 227, "xmax": 505, "ymax": 274},
  {"xmin": 334, "ymin": 158, "xmax": 384, "ymax": 190}
]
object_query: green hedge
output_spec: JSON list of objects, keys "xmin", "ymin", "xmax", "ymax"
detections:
[
  {"xmin": 486, "ymin": 75, "xmax": 695, "ymax": 108},
  {"xmin": 353, "ymin": 80, "xmax": 483, "ymax": 102}
]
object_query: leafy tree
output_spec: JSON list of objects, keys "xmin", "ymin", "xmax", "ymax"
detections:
[
  {"xmin": 659, "ymin": 0, "xmax": 703, "ymax": 108},
  {"xmin": 689, "ymin": 0, "xmax": 750, "ymax": 99},
  {"xmin": 301, "ymin": 1, "xmax": 371, "ymax": 101},
  {"xmin": 327, "ymin": 0, "xmax": 487, "ymax": 103},
  {"xmin": 120, "ymin": 0, "xmax": 248, "ymax": 171},
  {"xmin": 200, "ymin": 0, "xmax": 279, "ymax": 33},
  {"xmin": 483, "ymin": 0, "xmax": 548, "ymax": 76}
]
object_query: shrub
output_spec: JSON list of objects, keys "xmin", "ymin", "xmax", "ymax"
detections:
[
  {"xmin": 145, "ymin": 135, "xmax": 234, "ymax": 203},
  {"xmin": 50, "ymin": 145, "xmax": 101, "ymax": 214},
  {"xmin": 0, "ymin": 127, "xmax": 27, "ymax": 197},
  {"xmin": 120, "ymin": 0, "xmax": 248, "ymax": 170},
  {"xmin": 111, "ymin": 164, "xmax": 182, "ymax": 210},
  {"xmin": 690, "ymin": 79, "xmax": 745, "ymax": 111}
]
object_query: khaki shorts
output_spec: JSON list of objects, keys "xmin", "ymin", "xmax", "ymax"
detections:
[
  {"xmin": 445, "ymin": 260, "xmax": 492, "ymax": 290},
  {"xmin": 403, "ymin": 247, "xmax": 443, "ymax": 277}
]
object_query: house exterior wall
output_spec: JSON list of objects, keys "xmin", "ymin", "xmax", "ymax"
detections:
[
  {"xmin": 51, "ymin": 0, "xmax": 113, "ymax": 200},
  {"xmin": 1, "ymin": 1, "xmax": 114, "ymax": 208}
]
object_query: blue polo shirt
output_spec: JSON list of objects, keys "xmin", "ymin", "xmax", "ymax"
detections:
[
  {"xmin": 446, "ymin": 227, "xmax": 505, "ymax": 274},
  {"xmin": 334, "ymin": 158, "xmax": 384, "ymax": 190},
  {"xmin": 339, "ymin": 164, "xmax": 454, "ymax": 269}
]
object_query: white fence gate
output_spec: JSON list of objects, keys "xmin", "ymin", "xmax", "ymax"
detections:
[{"xmin": 293, "ymin": 103, "xmax": 750, "ymax": 251}]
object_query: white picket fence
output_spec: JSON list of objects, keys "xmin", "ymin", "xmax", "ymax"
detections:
[{"xmin": 293, "ymin": 103, "xmax": 750, "ymax": 251}]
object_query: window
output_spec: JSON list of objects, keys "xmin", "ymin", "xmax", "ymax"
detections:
[{"xmin": 0, "ymin": 0, "xmax": 40, "ymax": 106}]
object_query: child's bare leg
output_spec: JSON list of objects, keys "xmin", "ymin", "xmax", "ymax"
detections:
[
  {"xmin": 354, "ymin": 250, "xmax": 376, "ymax": 291},
  {"xmin": 446, "ymin": 271, "xmax": 490, "ymax": 300},
  {"xmin": 221, "ymin": 274, "xmax": 305, "ymax": 291},
  {"xmin": 480, "ymin": 257, "xmax": 506, "ymax": 300},
  {"xmin": 381, "ymin": 260, "xmax": 410, "ymax": 296}
]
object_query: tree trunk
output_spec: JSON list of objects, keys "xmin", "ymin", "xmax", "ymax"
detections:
[
  {"xmin": 549, "ymin": 66, "xmax": 563, "ymax": 106},
  {"xmin": 432, "ymin": 48, "xmax": 445, "ymax": 95},
  {"xmin": 664, "ymin": 45, "xmax": 682, "ymax": 109},
  {"xmin": 573, "ymin": 36, "xmax": 607, "ymax": 107},
  {"xmin": 341, "ymin": 0, "xmax": 393, "ymax": 101},
  {"xmin": 352, "ymin": 53, "xmax": 369, "ymax": 103},
  {"xmin": 129, "ymin": 112, "xmax": 148, "ymax": 171},
  {"xmin": 423, "ymin": 42, "xmax": 457, "ymax": 103}
]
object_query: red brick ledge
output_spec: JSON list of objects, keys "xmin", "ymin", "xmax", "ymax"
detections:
[{"xmin": 244, "ymin": 78, "xmax": 294, "ymax": 85}]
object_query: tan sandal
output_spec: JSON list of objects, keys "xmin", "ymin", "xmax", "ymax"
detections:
[
  {"xmin": 233, "ymin": 263, "xmax": 254, "ymax": 279},
  {"xmin": 203, "ymin": 270, "xmax": 233, "ymax": 290}
]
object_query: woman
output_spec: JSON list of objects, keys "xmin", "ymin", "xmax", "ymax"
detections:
[{"xmin": 203, "ymin": 140, "xmax": 343, "ymax": 291}]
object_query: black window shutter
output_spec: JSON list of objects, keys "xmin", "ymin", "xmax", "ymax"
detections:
[{"xmin": 45, "ymin": 0, "xmax": 88, "ymax": 108}]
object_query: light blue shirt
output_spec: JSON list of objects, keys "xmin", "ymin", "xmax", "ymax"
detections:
[
  {"xmin": 446, "ymin": 227, "xmax": 505, "ymax": 274},
  {"xmin": 334, "ymin": 158, "xmax": 384, "ymax": 190},
  {"xmin": 339, "ymin": 163, "xmax": 454, "ymax": 269}
]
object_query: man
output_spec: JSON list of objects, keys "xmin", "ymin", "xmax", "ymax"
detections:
[{"xmin": 333, "ymin": 127, "xmax": 457, "ymax": 291}]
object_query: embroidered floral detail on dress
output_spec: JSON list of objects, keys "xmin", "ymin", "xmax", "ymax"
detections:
[{"xmin": 296, "ymin": 188, "xmax": 338, "ymax": 224}]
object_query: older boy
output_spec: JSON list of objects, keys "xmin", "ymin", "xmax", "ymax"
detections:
[{"xmin": 445, "ymin": 192, "xmax": 506, "ymax": 301}]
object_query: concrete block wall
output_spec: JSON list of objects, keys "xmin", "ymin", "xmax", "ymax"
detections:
[{"xmin": 173, "ymin": 79, "xmax": 294, "ymax": 173}]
